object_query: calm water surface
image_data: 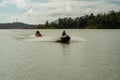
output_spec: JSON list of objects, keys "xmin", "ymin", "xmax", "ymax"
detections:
[{"xmin": 0, "ymin": 29, "xmax": 120, "ymax": 80}]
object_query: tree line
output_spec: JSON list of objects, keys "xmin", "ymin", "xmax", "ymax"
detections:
[{"xmin": 38, "ymin": 10, "xmax": 120, "ymax": 29}]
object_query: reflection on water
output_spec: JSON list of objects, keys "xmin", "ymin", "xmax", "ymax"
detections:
[
  {"xmin": 61, "ymin": 43, "xmax": 70, "ymax": 55},
  {"xmin": 0, "ymin": 29, "xmax": 120, "ymax": 80}
]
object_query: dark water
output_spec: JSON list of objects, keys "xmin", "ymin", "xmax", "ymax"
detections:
[{"xmin": 0, "ymin": 29, "xmax": 120, "ymax": 80}]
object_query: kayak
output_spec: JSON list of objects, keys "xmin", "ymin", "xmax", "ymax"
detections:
[{"xmin": 57, "ymin": 35, "xmax": 71, "ymax": 43}]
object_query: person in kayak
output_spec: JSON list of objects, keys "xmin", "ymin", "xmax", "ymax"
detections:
[
  {"xmin": 35, "ymin": 31, "xmax": 42, "ymax": 37},
  {"xmin": 62, "ymin": 30, "xmax": 66, "ymax": 36},
  {"xmin": 60, "ymin": 30, "xmax": 71, "ymax": 42}
]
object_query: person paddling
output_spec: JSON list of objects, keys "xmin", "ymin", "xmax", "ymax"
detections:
[
  {"xmin": 35, "ymin": 31, "xmax": 42, "ymax": 37},
  {"xmin": 57, "ymin": 30, "xmax": 71, "ymax": 43},
  {"xmin": 62, "ymin": 30, "xmax": 66, "ymax": 36}
]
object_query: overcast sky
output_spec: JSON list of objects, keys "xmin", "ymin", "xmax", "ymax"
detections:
[{"xmin": 0, "ymin": 0, "xmax": 120, "ymax": 24}]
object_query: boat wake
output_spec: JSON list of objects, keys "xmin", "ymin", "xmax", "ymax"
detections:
[
  {"xmin": 14, "ymin": 34, "xmax": 86, "ymax": 42},
  {"xmin": 25, "ymin": 36, "xmax": 85, "ymax": 43},
  {"xmin": 25, "ymin": 35, "xmax": 57, "ymax": 42},
  {"xmin": 70, "ymin": 36, "xmax": 86, "ymax": 42}
]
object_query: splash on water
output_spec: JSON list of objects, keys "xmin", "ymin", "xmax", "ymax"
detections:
[
  {"xmin": 14, "ymin": 34, "xmax": 86, "ymax": 42},
  {"xmin": 25, "ymin": 35, "xmax": 85, "ymax": 42},
  {"xmin": 25, "ymin": 35, "xmax": 57, "ymax": 42}
]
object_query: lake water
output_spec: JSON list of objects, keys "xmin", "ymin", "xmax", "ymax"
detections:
[{"xmin": 0, "ymin": 29, "xmax": 120, "ymax": 80}]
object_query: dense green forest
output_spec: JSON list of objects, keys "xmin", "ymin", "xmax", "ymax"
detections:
[{"xmin": 38, "ymin": 10, "xmax": 120, "ymax": 29}]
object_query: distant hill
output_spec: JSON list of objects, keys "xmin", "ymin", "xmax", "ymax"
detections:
[{"xmin": 0, "ymin": 22, "xmax": 38, "ymax": 29}]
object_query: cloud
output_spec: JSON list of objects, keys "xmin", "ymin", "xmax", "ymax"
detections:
[
  {"xmin": 0, "ymin": 0, "xmax": 9, "ymax": 7},
  {"xmin": 46, "ymin": 2, "xmax": 74, "ymax": 16},
  {"xmin": 0, "ymin": 0, "xmax": 120, "ymax": 24},
  {"xmin": 19, "ymin": 0, "xmax": 120, "ymax": 23},
  {"xmin": 2, "ymin": 0, "xmax": 30, "ymax": 9},
  {"xmin": 11, "ymin": 0, "xmax": 29, "ymax": 8},
  {"xmin": 0, "ymin": 4, "xmax": 5, "ymax": 7},
  {"xmin": 49, "ymin": 0, "xmax": 80, "ymax": 1},
  {"xmin": 25, "ymin": 8, "xmax": 33, "ymax": 17},
  {"xmin": 108, "ymin": 1, "xmax": 120, "ymax": 6},
  {"xmin": 48, "ymin": 0, "xmax": 120, "ymax": 16}
]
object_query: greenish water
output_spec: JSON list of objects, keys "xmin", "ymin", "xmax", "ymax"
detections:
[{"xmin": 0, "ymin": 29, "xmax": 120, "ymax": 80}]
